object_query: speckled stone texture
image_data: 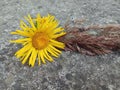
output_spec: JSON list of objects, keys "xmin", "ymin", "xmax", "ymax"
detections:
[{"xmin": 0, "ymin": 0, "xmax": 120, "ymax": 90}]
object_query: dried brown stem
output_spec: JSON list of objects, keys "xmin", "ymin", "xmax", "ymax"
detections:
[{"xmin": 58, "ymin": 24, "xmax": 120, "ymax": 55}]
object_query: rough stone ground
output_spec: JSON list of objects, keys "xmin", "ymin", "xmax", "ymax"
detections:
[{"xmin": 0, "ymin": 0, "xmax": 120, "ymax": 90}]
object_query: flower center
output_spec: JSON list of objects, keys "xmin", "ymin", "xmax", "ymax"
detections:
[{"xmin": 32, "ymin": 32, "xmax": 49, "ymax": 50}]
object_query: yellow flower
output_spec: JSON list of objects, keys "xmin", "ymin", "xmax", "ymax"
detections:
[{"xmin": 11, "ymin": 14, "xmax": 66, "ymax": 67}]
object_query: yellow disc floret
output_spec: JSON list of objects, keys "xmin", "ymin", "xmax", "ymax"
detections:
[{"xmin": 32, "ymin": 32, "xmax": 49, "ymax": 50}]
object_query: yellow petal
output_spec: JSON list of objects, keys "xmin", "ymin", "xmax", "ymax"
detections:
[
  {"xmin": 29, "ymin": 48, "xmax": 37, "ymax": 67},
  {"xmin": 47, "ymin": 46, "xmax": 59, "ymax": 57},
  {"xmin": 49, "ymin": 44, "xmax": 61, "ymax": 54},
  {"xmin": 15, "ymin": 44, "xmax": 32, "ymax": 58},
  {"xmin": 31, "ymin": 49, "xmax": 38, "ymax": 67},
  {"xmin": 10, "ymin": 38, "xmax": 31, "ymax": 44},
  {"xmin": 52, "ymin": 32, "xmax": 66, "ymax": 38},
  {"xmin": 53, "ymin": 27, "xmax": 64, "ymax": 34},
  {"xmin": 43, "ymin": 49, "xmax": 53, "ymax": 62},
  {"xmin": 11, "ymin": 30, "xmax": 32, "ymax": 37},
  {"xmin": 20, "ymin": 20, "xmax": 29, "ymax": 30},
  {"xmin": 50, "ymin": 39, "xmax": 65, "ymax": 49},
  {"xmin": 24, "ymin": 14, "xmax": 36, "ymax": 31},
  {"xmin": 38, "ymin": 50, "xmax": 46, "ymax": 64},
  {"xmin": 22, "ymin": 48, "xmax": 32, "ymax": 64}
]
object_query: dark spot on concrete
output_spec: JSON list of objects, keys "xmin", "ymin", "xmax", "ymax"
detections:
[
  {"xmin": 41, "ymin": 78, "xmax": 48, "ymax": 83},
  {"xmin": 66, "ymin": 73, "xmax": 73, "ymax": 80},
  {"xmin": 73, "ymin": 83, "xmax": 82, "ymax": 90},
  {"xmin": 48, "ymin": 64, "xmax": 63, "ymax": 73},
  {"xmin": 0, "ymin": 48, "xmax": 8, "ymax": 55},
  {"xmin": 41, "ymin": 85, "xmax": 48, "ymax": 90},
  {"xmin": 74, "ymin": 73, "xmax": 87, "ymax": 83},
  {"xmin": 101, "ymin": 85, "xmax": 109, "ymax": 90},
  {"xmin": 56, "ymin": 64, "xmax": 63, "ymax": 70},
  {"xmin": 57, "ymin": 79, "xmax": 69, "ymax": 90},
  {"xmin": 38, "ymin": 6, "xmax": 42, "ymax": 9},
  {"xmin": 0, "ymin": 56, "xmax": 6, "ymax": 61}
]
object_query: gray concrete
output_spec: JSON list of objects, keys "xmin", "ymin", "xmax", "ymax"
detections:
[{"xmin": 0, "ymin": 0, "xmax": 120, "ymax": 90}]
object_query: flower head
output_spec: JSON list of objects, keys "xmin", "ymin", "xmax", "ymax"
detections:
[{"xmin": 11, "ymin": 14, "xmax": 66, "ymax": 67}]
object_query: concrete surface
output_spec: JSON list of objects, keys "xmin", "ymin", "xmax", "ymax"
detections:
[{"xmin": 0, "ymin": 0, "xmax": 120, "ymax": 90}]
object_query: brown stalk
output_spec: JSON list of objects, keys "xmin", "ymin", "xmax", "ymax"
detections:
[{"xmin": 57, "ymin": 24, "xmax": 120, "ymax": 55}]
